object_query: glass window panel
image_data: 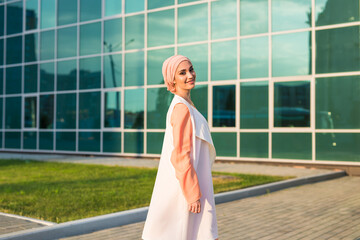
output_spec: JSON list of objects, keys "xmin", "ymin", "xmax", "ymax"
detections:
[
  {"xmin": 211, "ymin": 40, "xmax": 237, "ymax": 81},
  {"xmin": 24, "ymin": 64, "xmax": 38, "ymax": 93},
  {"xmin": 40, "ymin": 62, "xmax": 54, "ymax": 92},
  {"xmin": 316, "ymin": 133, "xmax": 360, "ymax": 162},
  {"xmin": 240, "ymin": 132, "xmax": 268, "ymax": 158},
  {"xmin": 148, "ymin": 0, "xmax": 173, "ymax": 9},
  {"xmin": 272, "ymin": 133, "xmax": 312, "ymax": 159},
  {"xmin": 5, "ymin": 132, "xmax": 21, "ymax": 149},
  {"xmin": 40, "ymin": 30, "xmax": 55, "ymax": 60},
  {"xmin": 125, "ymin": 88, "xmax": 144, "ymax": 129},
  {"xmin": 148, "ymin": 9, "xmax": 174, "ymax": 47},
  {"xmin": 6, "ymin": 1, "xmax": 23, "ymax": 35},
  {"xmin": 125, "ymin": 14, "xmax": 144, "ymax": 50},
  {"xmin": 147, "ymin": 132, "xmax": 164, "ymax": 154},
  {"xmin": 211, "ymin": 0, "xmax": 237, "ymax": 39},
  {"xmin": 57, "ymin": 59, "xmax": 77, "ymax": 91},
  {"xmin": 272, "ymin": 0, "xmax": 311, "ymax": 32},
  {"xmin": 147, "ymin": 48, "xmax": 174, "ymax": 85},
  {"xmin": 125, "ymin": 0, "xmax": 144, "ymax": 13},
  {"xmin": 316, "ymin": 0, "xmax": 360, "ymax": 26},
  {"xmin": 0, "ymin": 69, "xmax": 3, "ymax": 94},
  {"xmin": 272, "ymin": 31, "xmax": 311, "ymax": 77},
  {"xmin": 240, "ymin": 81, "xmax": 268, "ymax": 129},
  {"xmin": 40, "ymin": 0, "xmax": 55, "ymax": 29},
  {"xmin": 103, "ymin": 132, "xmax": 121, "ymax": 153},
  {"xmin": 316, "ymin": 76, "xmax": 360, "ymax": 129},
  {"xmin": 25, "ymin": 33, "xmax": 39, "ymax": 62},
  {"xmin": 24, "ymin": 97, "xmax": 37, "ymax": 128},
  {"xmin": 39, "ymin": 131, "xmax": 53, "ymax": 150},
  {"xmin": 0, "ymin": 39, "xmax": 3, "ymax": 65},
  {"xmin": 57, "ymin": 26, "xmax": 77, "ymax": 58},
  {"xmin": 78, "ymin": 131, "xmax": 100, "ymax": 152},
  {"xmin": 40, "ymin": 94, "xmax": 54, "ymax": 129},
  {"xmin": 0, "ymin": 6, "xmax": 4, "ymax": 36},
  {"xmin": 6, "ymin": 36, "xmax": 22, "ymax": 64},
  {"xmin": 80, "ymin": 22, "xmax": 101, "ymax": 56},
  {"xmin": 104, "ymin": 91, "xmax": 121, "ymax": 128},
  {"xmin": 147, "ymin": 87, "xmax": 172, "ymax": 129},
  {"xmin": 5, "ymin": 97, "xmax": 21, "ymax": 129},
  {"xmin": 0, "ymin": 132, "xmax": 2, "ymax": 148},
  {"xmin": 240, "ymin": 0, "xmax": 268, "ymax": 35},
  {"xmin": 178, "ymin": 44, "xmax": 207, "ymax": 82},
  {"xmin": 6, "ymin": 66, "xmax": 22, "ymax": 94},
  {"xmin": 23, "ymin": 131, "xmax": 37, "ymax": 149},
  {"xmin": 316, "ymin": 26, "xmax": 360, "ymax": 74},
  {"xmin": 125, "ymin": 51, "xmax": 144, "ymax": 86},
  {"xmin": 79, "ymin": 91, "xmax": 101, "ymax": 129},
  {"xmin": 57, "ymin": 0, "xmax": 77, "ymax": 26},
  {"xmin": 80, "ymin": 0, "xmax": 101, "ymax": 21},
  {"xmin": 178, "ymin": 4, "xmax": 207, "ymax": 43},
  {"xmin": 124, "ymin": 131, "xmax": 143, "ymax": 154},
  {"xmin": 56, "ymin": 93, "xmax": 76, "ymax": 129},
  {"xmin": 212, "ymin": 132, "xmax": 237, "ymax": 157},
  {"xmin": 79, "ymin": 56, "xmax": 101, "ymax": 89},
  {"xmin": 192, "ymin": 84, "xmax": 208, "ymax": 120},
  {"xmin": 179, "ymin": 0, "xmax": 201, "ymax": 4},
  {"xmin": 240, "ymin": 36, "xmax": 268, "ymax": 79},
  {"xmin": 105, "ymin": 0, "xmax": 122, "ymax": 17},
  {"xmin": 0, "ymin": 98, "xmax": 2, "ymax": 128},
  {"xmin": 213, "ymin": 85, "xmax": 236, "ymax": 127},
  {"xmin": 56, "ymin": 131, "xmax": 76, "ymax": 151},
  {"xmin": 104, "ymin": 18, "xmax": 122, "ymax": 53},
  {"xmin": 104, "ymin": 53, "xmax": 122, "ymax": 88},
  {"xmin": 26, "ymin": 0, "xmax": 38, "ymax": 30}
]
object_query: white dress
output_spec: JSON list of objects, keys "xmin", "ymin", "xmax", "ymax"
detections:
[{"xmin": 142, "ymin": 95, "xmax": 218, "ymax": 240}]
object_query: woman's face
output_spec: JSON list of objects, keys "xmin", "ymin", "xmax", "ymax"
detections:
[{"xmin": 174, "ymin": 60, "xmax": 196, "ymax": 92}]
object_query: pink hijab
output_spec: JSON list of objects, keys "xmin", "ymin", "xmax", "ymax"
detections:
[{"xmin": 162, "ymin": 55, "xmax": 191, "ymax": 93}]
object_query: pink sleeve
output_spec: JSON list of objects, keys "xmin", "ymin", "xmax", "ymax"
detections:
[{"xmin": 170, "ymin": 103, "xmax": 202, "ymax": 204}]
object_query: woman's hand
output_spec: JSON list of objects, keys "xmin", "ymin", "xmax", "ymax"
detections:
[{"xmin": 188, "ymin": 199, "xmax": 201, "ymax": 213}]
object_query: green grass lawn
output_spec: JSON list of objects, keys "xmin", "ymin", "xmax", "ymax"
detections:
[{"xmin": 0, "ymin": 159, "xmax": 290, "ymax": 223}]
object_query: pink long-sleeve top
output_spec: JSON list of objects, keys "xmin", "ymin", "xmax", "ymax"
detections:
[{"xmin": 170, "ymin": 103, "xmax": 202, "ymax": 204}]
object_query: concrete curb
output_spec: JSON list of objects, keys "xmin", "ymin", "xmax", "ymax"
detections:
[{"xmin": 0, "ymin": 170, "xmax": 346, "ymax": 240}]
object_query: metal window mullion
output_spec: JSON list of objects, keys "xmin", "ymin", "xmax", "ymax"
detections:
[
  {"xmin": 268, "ymin": 0, "xmax": 273, "ymax": 160},
  {"xmin": 3, "ymin": 2, "xmax": 6, "ymax": 149},
  {"xmin": 121, "ymin": 0, "xmax": 125, "ymax": 154},
  {"xmin": 236, "ymin": 0, "xmax": 241, "ymax": 159},
  {"xmin": 143, "ymin": 0, "xmax": 148, "ymax": 154},
  {"xmin": 311, "ymin": 0, "xmax": 316, "ymax": 162},
  {"xmin": 174, "ymin": 0, "xmax": 178, "ymax": 54},
  {"xmin": 75, "ymin": 10, "xmax": 80, "ymax": 153},
  {"xmin": 100, "ymin": 19, "xmax": 104, "ymax": 153}
]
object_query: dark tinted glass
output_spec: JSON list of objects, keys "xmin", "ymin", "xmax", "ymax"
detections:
[
  {"xmin": 212, "ymin": 132, "xmax": 237, "ymax": 157},
  {"xmin": 79, "ymin": 91, "xmax": 101, "ymax": 129},
  {"xmin": 240, "ymin": 133, "xmax": 268, "ymax": 158},
  {"xmin": 57, "ymin": 26, "xmax": 77, "ymax": 58},
  {"xmin": 80, "ymin": 0, "xmax": 101, "ymax": 21},
  {"xmin": 58, "ymin": 0, "xmax": 77, "ymax": 26},
  {"xmin": 40, "ymin": 62, "xmax": 54, "ymax": 92},
  {"xmin": 6, "ymin": 1, "xmax": 23, "ymax": 35},
  {"xmin": 0, "ymin": 69, "xmax": 3, "ymax": 94},
  {"xmin": 6, "ymin": 36, "xmax": 22, "ymax": 64},
  {"xmin": 124, "ymin": 132, "xmax": 143, "ymax": 153},
  {"xmin": 104, "ymin": 53, "xmax": 122, "ymax": 88},
  {"xmin": 79, "ymin": 132, "xmax": 100, "ymax": 152},
  {"xmin": 5, "ymin": 132, "xmax": 21, "ymax": 149},
  {"xmin": 316, "ymin": 0, "xmax": 360, "ymax": 26},
  {"xmin": 56, "ymin": 93, "xmax": 76, "ymax": 129},
  {"xmin": 24, "ymin": 97, "xmax": 37, "ymax": 128},
  {"xmin": 0, "ymin": 6, "xmax": 4, "ymax": 36},
  {"xmin": 24, "ymin": 64, "xmax": 38, "ymax": 93},
  {"xmin": 25, "ymin": 33, "xmax": 39, "ymax": 62},
  {"xmin": 272, "ymin": 133, "xmax": 312, "ymax": 160},
  {"xmin": 26, "ymin": 0, "xmax": 38, "ymax": 30},
  {"xmin": 0, "ymin": 39, "xmax": 3, "ymax": 65},
  {"xmin": 56, "ymin": 131, "xmax": 76, "ymax": 151},
  {"xmin": 103, "ymin": 132, "xmax": 121, "ymax": 153},
  {"xmin": 104, "ymin": 91, "xmax": 121, "ymax": 128},
  {"xmin": 57, "ymin": 60, "xmax": 77, "ymax": 91},
  {"xmin": 213, "ymin": 85, "xmax": 236, "ymax": 127},
  {"xmin": 147, "ymin": 132, "xmax": 164, "ymax": 154},
  {"xmin": 5, "ymin": 97, "xmax": 21, "ymax": 129},
  {"xmin": 40, "ymin": 94, "xmax": 54, "ymax": 129},
  {"xmin": 125, "ymin": 89, "xmax": 144, "ymax": 129},
  {"xmin": 147, "ymin": 87, "xmax": 172, "ymax": 129},
  {"xmin": 40, "ymin": 30, "xmax": 55, "ymax": 60},
  {"xmin": 79, "ymin": 57, "xmax": 101, "ymax": 89},
  {"xmin": 23, "ymin": 131, "xmax": 37, "ymax": 149},
  {"xmin": 192, "ymin": 84, "xmax": 208, "ymax": 120},
  {"xmin": 6, "ymin": 66, "xmax": 22, "ymax": 94},
  {"xmin": 39, "ymin": 132, "xmax": 53, "ymax": 150}
]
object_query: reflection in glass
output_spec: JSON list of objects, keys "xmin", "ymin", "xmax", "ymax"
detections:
[
  {"xmin": 5, "ymin": 97, "xmax": 21, "ymax": 129},
  {"xmin": 147, "ymin": 132, "xmax": 165, "ymax": 154},
  {"xmin": 40, "ymin": 0, "xmax": 55, "ymax": 29},
  {"xmin": 211, "ymin": 0, "xmax": 237, "ymax": 39},
  {"xmin": 57, "ymin": 26, "xmax": 77, "ymax": 58},
  {"xmin": 6, "ymin": 36, "xmax": 22, "ymax": 64},
  {"xmin": 24, "ymin": 64, "xmax": 38, "ymax": 93},
  {"xmin": 56, "ymin": 93, "xmax": 76, "ymax": 129},
  {"xmin": 179, "ymin": 0, "xmax": 201, "ymax": 4},
  {"xmin": 58, "ymin": 0, "xmax": 77, "ymax": 26},
  {"xmin": 125, "ymin": 14, "xmax": 144, "ymax": 50},
  {"xmin": 6, "ymin": 1, "xmax": 23, "ymax": 35},
  {"xmin": 125, "ymin": 51, "xmax": 144, "ymax": 86},
  {"xmin": 79, "ymin": 91, "xmax": 101, "ymax": 129},
  {"xmin": 104, "ymin": 18, "xmax": 122, "ymax": 53},
  {"xmin": 192, "ymin": 84, "xmax": 208, "ymax": 120},
  {"xmin": 274, "ymin": 81, "xmax": 310, "ymax": 127},
  {"xmin": 25, "ymin": 33, "xmax": 38, "ymax": 62},
  {"xmin": 124, "ymin": 132, "xmax": 143, "ymax": 154},
  {"xmin": 105, "ymin": 91, "xmax": 121, "ymax": 128},
  {"xmin": 105, "ymin": 0, "xmax": 122, "ymax": 17},
  {"xmin": 125, "ymin": 0, "xmax": 144, "ymax": 13},
  {"xmin": 57, "ymin": 60, "xmax": 77, "ymax": 91},
  {"xmin": 103, "ymin": 132, "xmax": 121, "ymax": 152},
  {"xmin": 79, "ymin": 132, "xmax": 100, "ymax": 152},
  {"xmin": 240, "ymin": 133, "xmax": 268, "ymax": 158},
  {"xmin": 0, "ymin": 6, "xmax": 4, "ymax": 36},
  {"xmin": 40, "ymin": 62, "xmax": 54, "ymax": 92},
  {"xmin": 240, "ymin": 0, "xmax": 268, "ymax": 35},
  {"xmin": 272, "ymin": 133, "xmax": 312, "ymax": 159},
  {"xmin": 213, "ymin": 85, "xmax": 236, "ymax": 127},
  {"xmin": 147, "ymin": 88, "xmax": 172, "ymax": 129},
  {"xmin": 80, "ymin": 0, "xmax": 101, "ymax": 21},
  {"xmin": 272, "ymin": 31, "xmax": 311, "ymax": 77},
  {"xmin": 56, "ymin": 131, "xmax": 76, "ymax": 151},
  {"xmin": 26, "ymin": 0, "xmax": 38, "ymax": 30},
  {"xmin": 211, "ymin": 40, "xmax": 237, "ymax": 81},
  {"xmin": 178, "ymin": 44, "xmax": 207, "ymax": 82},
  {"xmin": 6, "ymin": 66, "xmax": 21, "ymax": 94},
  {"xmin": 178, "ymin": 4, "xmax": 207, "ymax": 43},
  {"xmin": 80, "ymin": 22, "xmax": 101, "ymax": 56},
  {"xmin": 240, "ymin": 36, "xmax": 268, "ymax": 79},
  {"xmin": 316, "ymin": 0, "xmax": 360, "ymax": 26},
  {"xmin": 79, "ymin": 57, "xmax": 101, "ymax": 89},
  {"xmin": 316, "ymin": 26, "xmax": 360, "ymax": 74},
  {"xmin": 40, "ymin": 94, "xmax": 54, "ymax": 129},
  {"xmin": 39, "ymin": 132, "xmax": 53, "ymax": 150},
  {"xmin": 24, "ymin": 132, "xmax": 37, "ymax": 149},
  {"xmin": 272, "ymin": 0, "xmax": 311, "ymax": 32},
  {"xmin": 316, "ymin": 76, "xmax": 360, "ymax": 129},
  {"xmin": 24, "ymin": 97, "xmax": 37, "ymax": 128},
  {"xmin": 212, "ymin": 132, "xmax": 237, "ymax": 156},
  {"xmin": 240, "ymin": 81, "xmax": 268, "ymax": 129},
  {"xmin": 104, "ymin": 53, "xmax": 122, "ymax": 88},
  {"xmin": 40, "ymin": 30, "xmax": 55, "ymax": 60},
  {"xmin": 148, "ymin": 9, "xmax": 174, "ymax": 47},
  {"xmin": 147, "ymin": 48, "xmax": 174, "ymax": 85},
  {"xmin": 148, "ymin": 0, "xmax": 174, "ymax": 9},
  {"xmin": 5, "ymin": 132, "xmax": 21, "ymax": 149},
  {"xmin": 125, "ymin": 89, "xmax": 144, "ymax": 129}
]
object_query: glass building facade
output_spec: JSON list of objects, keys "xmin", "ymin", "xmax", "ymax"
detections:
[{"xmin": 1, "ymin": 0, "xmax": 359, "ymax": 164}]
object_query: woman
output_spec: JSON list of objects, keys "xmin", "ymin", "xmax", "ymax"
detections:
[{"xmin": 142, "ymin": 55, "xmax": 219, "ymax": 240}]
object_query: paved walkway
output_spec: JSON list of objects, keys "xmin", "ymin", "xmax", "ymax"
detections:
[{"xmin": 0, "ymin": 214, "xmax": 47, "ymax": 235}]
